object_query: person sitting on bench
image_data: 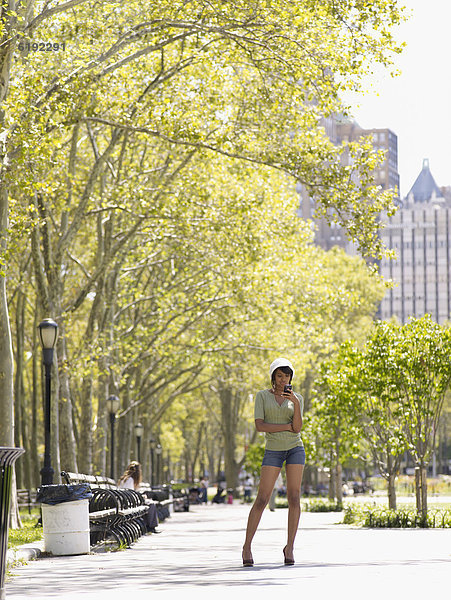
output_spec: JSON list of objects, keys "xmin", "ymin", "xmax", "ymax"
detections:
[{"xmin": 118, "ymin": 462, "xmax": 160, "ymax": 533}]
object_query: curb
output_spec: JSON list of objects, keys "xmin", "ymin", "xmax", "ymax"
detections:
[{"xmin": 6, "ymin": 542, "xmax": 44, "ymax": 566}]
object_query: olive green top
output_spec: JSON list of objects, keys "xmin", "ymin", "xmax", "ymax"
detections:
[{"xmin": 254, "ymin": 389, "xmax": 304, "ymax": 451}]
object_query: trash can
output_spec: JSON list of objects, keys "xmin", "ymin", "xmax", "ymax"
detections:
[
  {"xmin": 0, "ymin": 446, "xmax": 25, "ymax": 600},
  {"xmin": 37, "ymin": 484, "xmax": 92, "ymax": 556}
]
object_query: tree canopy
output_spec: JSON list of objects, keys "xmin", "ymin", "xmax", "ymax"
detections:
[{"xmin": 0, "ymin": 1, "xmax": 407, "ymax": 496}]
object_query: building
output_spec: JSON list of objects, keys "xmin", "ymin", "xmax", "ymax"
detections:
[
  {"xmin": 298, "ymin": 118, "xmax": 400, "ymax": 252},
  {"xmin": 336, "ymin": 119, "xmax": 400, "ymax": 197},
  {"xmin": 378, "ymin": 159, "xmax": 451, "ymax": 324},
  {"xmin": 297, "ymin": 116, "xmax": 451, "ymax": 324}
]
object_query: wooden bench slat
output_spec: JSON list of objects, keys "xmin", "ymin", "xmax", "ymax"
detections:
[
  {"xmin": 89, "ymin": 508, "xmax": 117, "ymax": 520},
  {"xmin": 118, "ymin": 507, "xmax": 148, "ymax": 517}
]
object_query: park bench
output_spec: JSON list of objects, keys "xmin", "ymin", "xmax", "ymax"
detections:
[
  {"xmin": 138, "ymin": 482, "xmax": 190, "ymax": 515},
  {"xmin": 61, "ymin": 471, "xmax": 159, "ymax": 548},
  {"xmin": 17, "ymin": 489, "xmax": 38, "ymax": 514}
]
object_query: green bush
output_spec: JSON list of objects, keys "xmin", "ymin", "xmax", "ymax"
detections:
[
  {"xmin": 302, "ymin": 498, "xmax": 343, "ymax": 512},
  {"xmin": 343, "ymin": 505, "xmax": 451, "ymax": 528},
  {"xmin": 276, "ymin": 498, "xmax": 343, "ymax": 511}
]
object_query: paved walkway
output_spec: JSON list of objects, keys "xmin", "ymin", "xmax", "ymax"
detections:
[{"xmin": 6, "ymin": 503, "xmax": 451, "ymax": 600}]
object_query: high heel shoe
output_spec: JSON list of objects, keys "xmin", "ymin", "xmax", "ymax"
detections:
[
  {"xmin": 283, "ymin": 546, "xmax": 295, "ymax": 565},
  {"xmin": 242, "ymin": 549, "xmax": 254, "ymax": 567}
]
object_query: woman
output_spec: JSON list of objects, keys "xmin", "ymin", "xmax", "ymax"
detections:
[
  {"xmin": 118, "ymin": 461, "xmax": 160, "ymax": 533},
  {"xmin": 242, "ymin": 358, "xmax": 305, "ymax": 566},
  {"xmin": 118, "ymin": 461, "xmax": 142, "ymax": 490}
]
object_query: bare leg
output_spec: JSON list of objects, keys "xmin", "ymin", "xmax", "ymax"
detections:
[
  {"xmin": 242, "ymin": 466, "xmax": 280, "ymax": 561},
  {"xmin": 284, "ymin": 464, "xmax": 304, "ymax": 560}
]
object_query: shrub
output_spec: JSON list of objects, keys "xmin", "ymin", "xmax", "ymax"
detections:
[
  {"xmin": 302, "ymin": 499, "xmax": 343, "ymax": 512},
  {"xmin": 343, "ymin": 505, "xmax": 451, "ymax": 528}
]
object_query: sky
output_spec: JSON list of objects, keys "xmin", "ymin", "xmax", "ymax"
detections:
[{"xmin": 343, "ymin": 0, "xmax": 451, "ymax": 197}]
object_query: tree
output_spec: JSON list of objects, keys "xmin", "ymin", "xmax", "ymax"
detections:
[
  {"xmin": 357, "ymin": 324, "xmax": 408, "ymax": 509},
  {"xmin": 310, "ymin": 341, "xmax": 363, "ymax": 503},
  {"xmin": 387, "ymin": 317, "xmax": 451, "ymax": 515},
  {"xmin": 2, "ymin": 2, "xmax": 406, "ymax": 509},
  {"xmin": 323, "ymin": 317, "xmax": 451, "ymax": 513}
]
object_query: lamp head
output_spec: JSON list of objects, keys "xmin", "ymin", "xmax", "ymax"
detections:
[
  {"xmin": 38, "ymin": 318, "xmax": 58, "ymax": 349},
  {"xmin": 107, "ymin": 395, "xmax": 120, "ymax": 415}
]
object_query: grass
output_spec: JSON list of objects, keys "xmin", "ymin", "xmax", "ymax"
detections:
[{"xmin": 8, "ymin": 511, "xmax": 43, "ymax": 549}]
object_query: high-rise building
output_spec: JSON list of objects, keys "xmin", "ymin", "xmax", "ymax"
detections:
[
  {"xmin": 298, "ymin": 118, "xmax": 400, "ymax": 252},
  {"xmin": 336, "ymin": 119, "xmax": 400, "ymax": 197},
  {"xmin": 298, "ymin": 118, "xmax": 451, "ymax": 324},
  {"xmin": 378, "ymin": 159, "xmax": 451, "ymax": 324}
]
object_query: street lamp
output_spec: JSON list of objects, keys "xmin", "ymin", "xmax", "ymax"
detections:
[
  {"xmin": 38, "ymin": 318, "xmax": 58, "ymax": 486},
  {"xmin": 107, "ymin": 395, "xmax": 120, "ymax": 480},
  {"xmin": 155, "ymin": 443, "xmax": 162, "ymax": 486},
  {"xmin": 135, "ymin": 422, "xmax": 144, "ymax": 463}
]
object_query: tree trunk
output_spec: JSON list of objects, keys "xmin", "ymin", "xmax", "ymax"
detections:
[
  {"xmin": 336, "ymin": 462, "xmax": 343, "ymax": 504},
  {"xmin": 57, "ymin": 332, "xmax": 78, "ymax": 473},
  {"xmin": 94, "ymin": 377, "xmax": 109, "ymax": 475},
  {"xmin": 387, "ymin": 454, "xmax": 397, "ymax": 510},
  {"xmin": 420, "ymin": 464, "xmax": 428, "ymax": 517},
  {"xmin": 415, "ymin": 466, "xmax": 421, "ymax": 513},
  {"xmin": 0, "ymin": 197, "xmax": 14, "ymax": 447},
  {"xmin": 387, "ymin": 472, "xmax": 397, "ymax": 510},
  {"xmin": 78, "ymin": 373, "xmax": 93, "ymax": 473},
  {"xmin": 204, "ymin": 424, "xmax": 217, "ymax": 484},
  {"xmin": 14, "ymin": 291, "xmax": 25, "ymax": 489},
  {"xmin": 30, "ymin": 311, "xmax": 40, "ymax": 488},
  {"xmin": 328, "ymin": 449, "xmax": 335, "ymax": 500},
  {"xmin": 219, "ymin": 387, "xmax": 240, "ymax": 492},
  {"xmin": 414, "ymin": 464, "xmax": 428, "ymax": 516},
  {"xmin": 0, "ymin": 183, "xmax": 21, "ymax": 527},
  {"xmin": 415, "ymin": 461, "xmax": 428, "ymax": 517},
  {"xmin": 190, "ymin": 422, "xmax": 204, "ymax": 481}
]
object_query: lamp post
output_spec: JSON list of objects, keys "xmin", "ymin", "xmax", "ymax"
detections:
[
  {"xmin": 135, "ymin": 423, "xmax": 144, "ymax": 464},
  {"xmin": 38, "ymin": 318, "xmax": 58, "ymax": 486},
  {"xmin": 149, "ymin": 438, "xmax": 155, "ymax": 487},
  {"xmin": 107, "ymin": 395, "xmax": 120, "ymax": 480},
  {"xmin": 155, "ymin": 443, "xmax": 162, "ymax": 486}
]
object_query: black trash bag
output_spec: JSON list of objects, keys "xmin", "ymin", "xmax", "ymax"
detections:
[
  {"xmin": 150, "ymin": 486, "xmax": 170, "ymax": 501},
  {"xmin": 37, "ymin": 483, "xmax": 92, "ymax": 505}
]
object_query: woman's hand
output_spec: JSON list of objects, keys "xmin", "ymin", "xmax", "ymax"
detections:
[{"xmin": 282, "ymin": 388, "xmax": 298, "ymax": 402}]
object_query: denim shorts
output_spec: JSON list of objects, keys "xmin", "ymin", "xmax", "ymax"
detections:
[{"xmin": 262, "ymin": 446, "xmax": 306, "ymax": 468}]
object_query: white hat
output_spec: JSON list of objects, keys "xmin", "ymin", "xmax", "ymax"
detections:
[{"xmin": 269, "ymin": 358, "xmax": 295, "ymax": 379}]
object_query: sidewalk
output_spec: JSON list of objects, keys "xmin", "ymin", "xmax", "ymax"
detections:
[{"xmin": 5, "ymin": 503, "xmax": 451, "ymax": 600}]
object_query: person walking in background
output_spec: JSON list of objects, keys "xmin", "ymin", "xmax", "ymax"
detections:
[
  {"xmin": 199, "ymin": 477, "xmax": 208, "ymax": 503},
  {"xmin": 118, "ymin": 461, "xmax": 160, "ymax": 533},
  {"xmin": 243, "ymin": 476, "xmax": 253, "ymax": 503},
  {"xmin": 242, "ymin": 358, "xmax": 305, "ymax": 567}
]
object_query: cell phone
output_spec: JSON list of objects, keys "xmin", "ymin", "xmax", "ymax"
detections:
[{"xmin": 284, "ymin": 384, "xmax": 292, "ymax": 394}]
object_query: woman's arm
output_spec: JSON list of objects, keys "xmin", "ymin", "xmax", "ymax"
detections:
[
  {"xmin": 289, "ymin": 393, "xmax": 303, "ymax": 434},
  {"xmin": 255, "ymin": 419, "xmax": 292, "ymax": 433}
]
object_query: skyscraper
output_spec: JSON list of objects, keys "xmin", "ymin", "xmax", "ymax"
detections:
[
  {"xmin": 378, "ymin": 159, "xmax": 451, "ymax": 324},
  {"xmin": 298, "ymin": 118, "xmax": 400, "ymax": 253},
  {"xmin": 298, "ymin": 118, "xmax": 451, "ymax": 324}
]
